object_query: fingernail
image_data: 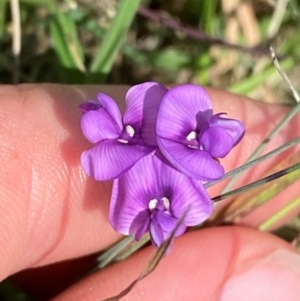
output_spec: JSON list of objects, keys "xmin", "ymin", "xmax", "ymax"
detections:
[{"xmin": 220, "ymin": 249, "xmax": 300, "ymax": 301}]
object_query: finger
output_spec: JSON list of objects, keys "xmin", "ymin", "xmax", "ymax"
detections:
[
  {"xmin": 0, "ymin": 84, "xmax": 299, "ymax": 280},
  {"xmin": 51, "ymin": 226, "xmax": 300, "ymax": 301},
  {"xmin": 0, "ymin": 84, "xmax": 125, "ymax": 279}
]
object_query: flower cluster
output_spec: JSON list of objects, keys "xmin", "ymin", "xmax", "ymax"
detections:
[{"xmin": 80, "ymin": 82, "xmax": 245, "ymax": 247}]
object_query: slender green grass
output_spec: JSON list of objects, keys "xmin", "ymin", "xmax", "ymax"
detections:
[
  {"xmin": 259, "ymin": 196, "xmax": 300, "ymax": 231},
  {"xmin": 200, "ymin": 0, "xmax": 217, "ymax": 35},
  {"xmin": 205, "ymin": 136, "xmax": 300, "ymax": 188},
  {"xmin": 50, "ymin": 10, "xmax": 86, "ymax": 72},
  {"xmin": 212, "ymin": 161, "xmax": 300, "ymax": 203},
  {"xmin": 0, "ymin": 1, "xmax": 7, "ymax": 38},
  {"xmin": 224, "ymin": 56, "xmax": 300, "ymax": 193},
  {"xmin": 88, "ymin": 0, "xmax": 142, "ymax": 83}
]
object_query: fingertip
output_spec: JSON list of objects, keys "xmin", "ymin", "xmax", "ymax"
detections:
[
  {"xmin": 220, "ymin": 249, "xmax": 300, "ymax": 301},
  {"xmin": 51, "ymin": 227, "xmax": 299, "ymax": 301}
]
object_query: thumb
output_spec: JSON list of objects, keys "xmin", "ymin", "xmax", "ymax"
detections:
[{"xmin": 51, "ymin": 226, "xmax": 300, "ymax": 301}]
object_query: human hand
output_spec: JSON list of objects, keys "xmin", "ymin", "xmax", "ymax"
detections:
[{"xmin": 1, "ymin": 84, "xmax": 300, "ymax": 300}]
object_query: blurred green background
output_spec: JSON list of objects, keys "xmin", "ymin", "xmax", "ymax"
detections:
[{"xmin": 1, "ymin": 0, "xmax": 300, "ymax": 103}]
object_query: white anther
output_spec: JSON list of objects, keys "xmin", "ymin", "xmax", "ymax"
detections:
[
  {"xmin": 186, "ymin": 131, "xmax": 197, "ymax": 141},
  {"xmin": 117, "ymin": 138, "xmax": 128, "ymax": 144},
  {"xmin": 151, "ymin": 149, "xmax": 156, "ymax": 156},
  {"xmin": 126, "ymin": 125, "xmax": 135, "ymax": 137},
  {"xmin": 162, "ymin": 197, "xmax": 170, "ymax": 210},
  {"xmin": 149, "ymin": 199, "xmax": 158, "ymax": 211}
]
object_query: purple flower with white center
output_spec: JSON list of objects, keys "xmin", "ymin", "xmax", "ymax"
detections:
[
  {"xmin": 80, "ymin": 82, "xmax": 168, "ymax": 180},
  {"xmin": 156, "ymin": 84, "xmax": 245, "ymax": 181},
  {"xmin": 109, "ymin": 153, "xmax": 213, "ymax": 247}
]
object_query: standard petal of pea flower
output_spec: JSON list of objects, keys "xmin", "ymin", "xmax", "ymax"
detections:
[
  {"xmin": 156, "ymin": 84, "xmax": 245, "ymax": 181},
  {"xmin": 109, "ymin": 153, "xmax": 213, "ymax": 247},
  {"xmin": 80, "ymin": 82, "xmax": 168, "ymax": 181}
]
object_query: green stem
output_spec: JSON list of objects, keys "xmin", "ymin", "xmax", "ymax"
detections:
[
  {"xmin": 259, "ymin": 196, "xmax": 300, "ymax": 231},
  {"xmin": 205, "ymin": 136, "xmax": 300, "ymax": 188},
  {"xmin": 212, "ymin": 162, "xmax": 300, "ymax": 202}
]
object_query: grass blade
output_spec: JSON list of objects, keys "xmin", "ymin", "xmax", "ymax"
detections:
[
  {"xmin": 270, "ymin": 47, "xmax": 300, "ymax": 103},
  {"xmin": 88, "ymin": 0, "xmax": 142, "ymax": 82},
  {"xmin": 259, "ymin": 196, "xmax": 300, "ymax": 231},
  {"xmin": 205, "ymin": 136, "xmax": 300, "ymax": 188},
  {"xmin": 223, "ymin": 48, "xmax": 300, "ymax": 193},
  {"xmin": 200, "ymin": 0, "xmax": 216, "ymax": 34},
  {"xmin": 211, "ymin": 151, "xmax": 300, "ymax": 224},
  {"xmin": 0, "ymin": 0, "xmax": 7, "ymax": 38},
  {"xmin": 228, "ymin": 58, "xmax": 294, "ymax": 95},
  {"xmin": 212, "ymin": 161, "xmax": 300, "ymax": 203},
  {"xmin": 50, "ymin": 10, "xmax": 86, "ymax": 72},
  {"xmin": 10, "ymin": 0, "xmax": 21, "ymax": 83},
  {"xmin": 95, "ymin": 236, "xmax": 134, "ymax": 269},
  {"xmin": 224, "ymin": 90, "xmax": 300, "ymax": 193}
]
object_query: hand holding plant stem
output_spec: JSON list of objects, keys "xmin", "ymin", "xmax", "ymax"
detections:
[{"xmin": 0, "ymin": 84, "xmax": 299, "ymax": 300}]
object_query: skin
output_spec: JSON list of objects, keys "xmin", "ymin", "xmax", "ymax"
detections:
[{"xmin": 0, "ymin": 84, "xmax": 300, "ymax": 300}]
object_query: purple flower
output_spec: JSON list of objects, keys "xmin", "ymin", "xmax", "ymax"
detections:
[
  {"xmin": 80, "ymin": 82, "xmax": 168, "ymax": 180},
  {"xmin": 156, "ymin": 84, "xmax": 245, "ymax": 181},
  {"xmin": 109, "ymin": 153, "xmax": 213, "ymax": 247}
]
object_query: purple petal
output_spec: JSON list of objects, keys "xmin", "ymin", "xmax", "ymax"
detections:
[
  {"xmin": 134, "ymin": 154, "xmax": 213, "ymax": 225},
  {"xmin": 109, "ymin": 155, "xmax": 162, "ymax": 237},
  {"xmin": 157, "ymin": 138, "xmax": 224, "ymax": 181},
  {"xmin": 97, "ymin": 93, "xmax": 123, "ymax": 130},
  {"xmin": 158, "ymin": 160, "xmax": 213, "ymax": 225},
  {"xmin": 209, "ymin": 113, "xmax": 245, "ymax": 146},
  {"xmin": 79, "ymin": 100, "xmax": 102, "ymax": 114},
  {"xmin": 81, "ymin": 139, "xmax": 152, "ymax": 180},
  {"xmin": 150, "ymin": 217, "xmax": 164, "ymax": 247},
  {"xmin": 155, "ymin": 211, "xmax": 186, "ymax": 237},
  {"xmin": 170, "ymin": 178, "xmax": 213, "ymax": 226},
  {"xmin": 109, "ymin": 154, "xmax": 213, "ymax": 242},
  {"xmin": 123, "ymin": 82, "xmax": 168, "ymax": 146},
  {"xmin": 157, "ymin": 84, "xmax": 212, "ymax": 143},
  {"xmin": 109, "ymin": 177, "xmax": 150, "ymax": 236},
  {"xmin": 142, "ymin": 155, "xmax": 213, "ymax": 224},
  {"xmin": 129, "ymin": 210, "xmax": 150, "ymax": 240},
  {"xmin": 80, "ymin": 110, "xmax": 120, "ymax": 143},
  {"xmin": 200, "ymin": 127, "xmax": 234, "ymax": 158},
  {"xmin": 149, "ymin": 154, "xmax": 213, "ymax": 223}
]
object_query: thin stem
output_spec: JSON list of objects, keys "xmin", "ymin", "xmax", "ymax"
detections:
[
  {"xmin": 270, "ymin": 47, "xmax": 300, "ymax": 103},
  {"xmin": 95, "ymin": 236, "xmax": 134, "ymax": 269},
  {"xmin": 223, "ymin": 95, "xmax": 300, "ymax": 193},
  {"xmin": 205, "ymin": 136, "xmax": 300, "ymax": 188},
  {"xmin": 222, "ymin": 47, "xmax": 300, "ymax": 193},
  {"xmin": 89, "ymin": 0, "xmax": 142, "ymax": 82},
  {"xmin": 259, "ymin": 196, "xmax": 300, "ymax": 231},
  {"xmin": 212, "ymin": 162, "xmax": 300, "ymax": 203},
  {"xmin": 138, "ymin": 7, "xmax": 274, "ymax": 57},
  {"xmin": 267, "ymin": 0, "xmax": 289, "ymax": 39},
  {"xmin": 10, "ymin": 0, "xmax": 21, "ymax": 83}
]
